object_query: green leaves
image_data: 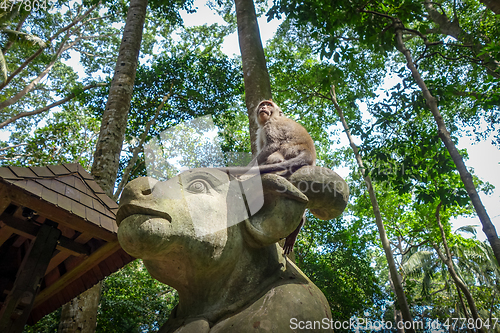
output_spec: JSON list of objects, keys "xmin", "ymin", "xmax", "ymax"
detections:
[
  {"xmin": 126, "ymin": 51, "xmax": 243, "ymax": 137},
  {"xmin": 97, "ymin": 260, "xmax": 178, "ymax": 333},
  {"xmin": 2, "ymin": 107, "xmax": 100, "ymax": 168},
  {"xmin": 296, "ymin": 216, "xmax": 383, "ymax": 322}
]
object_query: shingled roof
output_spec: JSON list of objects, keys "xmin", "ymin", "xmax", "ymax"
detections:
[
  {"xmin": 0, "ymin": 163, "xmax": 118, "ymax": 233},
  {"xmin": 0, "ymin": 163, "xmax": 134, "ymax": 326}
]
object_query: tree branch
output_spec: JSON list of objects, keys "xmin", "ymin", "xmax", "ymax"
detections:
[
  {"xmin": 360, "ymin": 9, "xmax": 396, "ymax": 23},
  {"xmin": 424, "ymin": 0, "xmax": 500, "ymax": 77},
  {"xmin": 0, "ymin": 143, "xmax": 27, "ymax": 151},
  {"xmin": 0, "ymin": 32, "xmax": 70, "ymax": 111},
  {"xmin": 113, "ymin": 86, "xmax": 173, "ymax": 200},
  {"xmin": 0, "ymin": 82, "xmax": 107, "ymax": 129},
  {"xmin": 0, "ymin": 2, "xmax": 99, "ymax": 91}
]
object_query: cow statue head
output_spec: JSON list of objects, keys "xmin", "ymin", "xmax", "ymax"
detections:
[{"xmin": 116, "ymin": 166, "xmax": 348, "ymax": 333}]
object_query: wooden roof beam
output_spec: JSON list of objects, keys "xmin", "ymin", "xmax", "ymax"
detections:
[
  {"xmin": 0, "ymin": 224, "xmax": 15, "ymax": 247},
  {"xmin": 0, "ymin": 224, "xmax": 60, "ymax": 333},
  {"xmin": 33, "ymin": 240, "xmax": 121, "ymax": 308},
  {"xmin": 0, "ymin": 214, "xmax": 90, "ymax": 257}
]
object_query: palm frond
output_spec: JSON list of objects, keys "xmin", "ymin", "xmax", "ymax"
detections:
[
  {"xmin": 421, "ymin": 272, "xmax": 432, "ymax": 298},
  {"xmin": 0, "ymin": 50, "xmax": 7, "ymax": 82},
  {"xmin": 403, "ymin": 250, "xmax": 434, "ymax": 276},
  {"xmin": 2, "ymin": 29, "xmax": 46, "ymax": 48},
  {"xmin": 455, "ymin": 225, "xmax": 478, "ymax": 236}
]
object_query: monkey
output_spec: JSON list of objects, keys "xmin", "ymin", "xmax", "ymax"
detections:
[
  {"xmin": 219, "ymin": 100, "xmax": 316, "ymax": 254},
  {"xmin": 252, "ymin": 100, "xmax": 316, "ymax": 173},
  {"xmin": 220, "ymin": 100, "xmax": 316, "ymax": 175},
  {"xmin": 252, "ymin": 100, "xmax": 316, "ymax": 254}
]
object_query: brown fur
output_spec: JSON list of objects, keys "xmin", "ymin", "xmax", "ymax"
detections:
[
  {"xmin": 253, "ymin": 100, "xmax": 316, "ymax": 254},
  {"xmin": 217, "ymin": 100, "xmax": 317, "ymax": 254},
  {"xmin": 253, "ymin": 100, "xmax": 316, "ymax": 171},
  {"xmin": 218, "ymin": 100, "xmax": 316, "ymax": 175}
]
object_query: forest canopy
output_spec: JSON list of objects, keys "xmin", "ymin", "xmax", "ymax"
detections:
[{"xmin": 0, "ymin": 0, "xmax": 498, "ymax": 331}]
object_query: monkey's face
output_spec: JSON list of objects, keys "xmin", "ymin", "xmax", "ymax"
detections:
[{"xmin": 257, "ymin": 101, "xmax": 275, "ymax": 125}]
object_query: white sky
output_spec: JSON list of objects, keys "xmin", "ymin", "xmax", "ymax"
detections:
[
  {"xmin": 180, "ymin": 0, "xmax": 281, "ymax": 56},
  {"xmin": 454, "ymin": 137, "xmax": 500, "ymax": 240}
]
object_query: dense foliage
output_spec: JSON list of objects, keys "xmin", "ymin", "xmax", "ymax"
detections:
[
  {"xmin": 2, "ymin": 0, "xmax": 499, "ymax": 331},
  {"xmin": 97, "ymin": 260, "xmax": 178, "ymax": 332}
]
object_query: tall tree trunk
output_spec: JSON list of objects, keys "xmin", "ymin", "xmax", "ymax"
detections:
[
  {"xmin": 433, "ymin": 203, "xmax": 485, "ymax": 333},
  {"xmin": 329, "ymin": 87, "xmax": 415, "ymax": 333},
  {"xmin": 479, "ymin": 0, "xmax": 500, "ymax": 14},
  {"xmin": 234, "ymin": 0, "xmax": 295, "ymax": 255},
  {"xmin": 57, "ymin": 284, "xmax": 101, "ymax": 333},
  {"xmin": 389, "ymin": 271, "xmax": 405, "ymax": 333},
  {"xmin": 394, "ymin": 23, "xmax": 500, "ymax": 268},
  {"xmin": 234, "ymin": 0, "xmax": 272, "ymax": 154},
  {"xmin": 58, "ymin": 0, "xmax": 148, "ymax": 331},
  {"xmin": 455, "ymin": 286, "xmax": 474, "ymax": 333},
  {"xmin": 91, "ymin": 0, "xmax": 149, "ymax": 196}
]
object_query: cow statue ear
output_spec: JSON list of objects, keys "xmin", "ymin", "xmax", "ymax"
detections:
[
  {"xmin": 242, "ymin": 166, "xmax": 349, "ymax": 248},
  {"xmin": 244, "ymin": 173, "xmax": 308, "ymax": 247},
  {"xmin": 288, "ymin": 166, "xmax": 349, "ymax": 221}
]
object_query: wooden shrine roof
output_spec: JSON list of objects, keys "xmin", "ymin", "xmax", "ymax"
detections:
[{"xmin": 0, "ymin": 163, "xmax": 134, "ymax": 324}]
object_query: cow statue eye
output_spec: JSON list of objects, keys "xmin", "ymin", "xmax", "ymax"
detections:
[{"xmin": 186, "ymin": 180, "xmax": 209, "ymax": 194}]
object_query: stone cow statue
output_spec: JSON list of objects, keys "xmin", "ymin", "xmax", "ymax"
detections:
[{"xmin": 116, "ymin": 166, "xmax": 348, "ymax": 332}]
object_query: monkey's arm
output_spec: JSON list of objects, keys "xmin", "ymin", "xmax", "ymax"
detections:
[{"xmin": 217, "ymin": 150, "xmax": 312, "ymax": 176}]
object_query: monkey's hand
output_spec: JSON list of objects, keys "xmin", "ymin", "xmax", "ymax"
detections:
[{"xmin": 283, "ymin": 215, "xmax": 305, "ymax": 255}]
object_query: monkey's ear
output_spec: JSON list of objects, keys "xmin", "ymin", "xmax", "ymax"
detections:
[
  {"xmin": 244, "ymin": 174, "xmax": 308, "ymax": 247},
  {"xmin": 289, "ymin": 166, "xmax": 349, "ymax": 220}
]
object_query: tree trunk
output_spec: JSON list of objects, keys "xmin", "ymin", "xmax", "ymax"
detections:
[
  {"xmin": 90, "ymin": 0, "xmax": 149, "ymax": 196},
  {"xmin": 234, "ymin": 0, "xmax": 272, "ymax": 154},
  {"xmin": 58, "ymin": 0, "xmax": 148, "ymax": 331},
  {"xmin": 394, "ymin": 23, "xmax": 500, "ymax": 268},
  {"xmin": 480, "ymin": 0, "xmax": 500, "ymax": 14},
  {"xmin": 455, "ymin": 286, "xmax": 474, "ymax": 333},
  {"xmin": 389, "ymin": 271, "xmax": 405, "ymax": 333},
  {"xmin": 329, "ymin": 87, "xmax": 415, "ymax": 333},
  {"xmin": 433, "ymin": 203, "xmax": 485, "ymax": 333},
  {"xmin": 57, "ymin": 282, "xmax": 101, "ymax": 333},
  {"xmin": 423, "ymin": 1, "xmax": 499, "ymax": 78}
]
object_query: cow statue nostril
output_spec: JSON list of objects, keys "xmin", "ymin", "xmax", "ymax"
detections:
[{"xmin": 142, "ymin": 188, "xmax": 152, "ymax": 195}]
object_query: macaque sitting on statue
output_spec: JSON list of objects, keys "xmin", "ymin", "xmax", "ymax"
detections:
[{"xmin": 220, "ymin": 100, "xmax": 317, "ymax": 254}]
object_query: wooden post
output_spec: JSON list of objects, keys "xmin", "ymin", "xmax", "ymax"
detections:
[{"xmin": 0, "ymin": 223, "xmax": 61, "ymax": 332}]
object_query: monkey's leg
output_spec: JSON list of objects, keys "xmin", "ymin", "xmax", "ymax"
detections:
[
  {"xmin": 283, "ymin": 212, "xmax": 306, "ymax": 255},
  {"xmin": 264, "ymin": 151, "xmax": 285, "ymax": 164}
]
